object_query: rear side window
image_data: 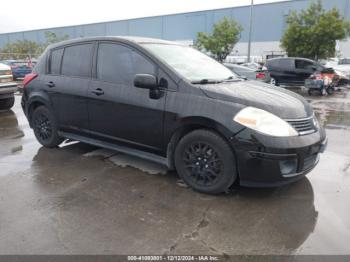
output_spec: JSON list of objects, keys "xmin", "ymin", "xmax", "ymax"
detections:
[
  {"xmin": 49, "ymin": 48, "xmax": 64, "ymax": 74},
  {"xmin": 278, "ymin": 59, "xmax": 293, "ymax": 69},
  {"xmin": 295, "ymin": 59, "xmax": 314, "ymax": 70},
  {"xmin": 61, "ymin": 44, "xmax": 93, "ymax": 78},
  {"xmin": 266, "ymin": 59, "xmax": 279, "ymax": 68},
  {"xmin": 97, "ymin": 43, "xmax": 155, "ymax": 85}
]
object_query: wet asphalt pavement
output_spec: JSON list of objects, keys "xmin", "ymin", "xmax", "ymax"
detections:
[{"xmin": 0, "ymin": 88, "xmax": 350, "ymax": 255}]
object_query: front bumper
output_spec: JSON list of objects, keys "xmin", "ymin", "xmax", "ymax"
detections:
[
  {"xmin": 0, "ymin": 83, "xmax": 18, "ymax": 99},
  {"xmin": 231, "ymin": 127, "xmax": 327, "ymax": 187}
]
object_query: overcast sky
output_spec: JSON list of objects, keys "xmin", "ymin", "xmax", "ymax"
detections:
[{"xmin": 0, "ymin": 0, "xmax": 286, "ymax": 33}]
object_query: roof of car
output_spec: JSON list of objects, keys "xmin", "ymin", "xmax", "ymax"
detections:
[
  {"xmin": 48, "ymin": 36, "xmax": 181, "ymax": 49},
  {"xmin": 267, "ymin": 57, "xmax": 316, "ymax": 63}
]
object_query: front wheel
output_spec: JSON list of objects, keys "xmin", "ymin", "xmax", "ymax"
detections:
[
  {"xmin": 31, "ymin": 106, "xmax": 63, "ymax": 148},
  {"xmin": 326, "ymin": 87, "xmax": 335, "ymax": 95},
  {"xmin": 174, "ymin": 129, "xmax": 237, "ymax": 194}
]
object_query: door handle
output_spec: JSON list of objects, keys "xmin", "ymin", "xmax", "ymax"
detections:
[
  {"xmin": 91, "ymin": 88, "xmax": 104, "ymax": 96},
  {"xmin": 46, "ymin": 81, "xmax": 55, "ymax": 88}
]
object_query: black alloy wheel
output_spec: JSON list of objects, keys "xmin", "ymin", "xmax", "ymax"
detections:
[
  {"xmin": 175, "ymin": 129, "xmax": 237, "ymax": 194},
  {"xmin": 183, "ymin": 142, "xmax": 222, "ymax": 187},
  {"xmin": 31, "ymin": 106, "xmax": 63, "ymax": 147}
]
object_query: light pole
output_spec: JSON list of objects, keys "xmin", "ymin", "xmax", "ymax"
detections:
[{"xmin": 247, "ymin": 0, "xmax": 254, "ymax": 63}]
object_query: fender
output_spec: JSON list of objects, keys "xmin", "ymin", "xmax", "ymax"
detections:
[{"xmin": 26, "ymin": 91, "xmax": 55, "ymax": 125}]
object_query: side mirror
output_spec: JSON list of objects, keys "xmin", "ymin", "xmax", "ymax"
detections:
[{"xmin": 134, "ymin": 74, "xmax": 157, "ymax": 89}]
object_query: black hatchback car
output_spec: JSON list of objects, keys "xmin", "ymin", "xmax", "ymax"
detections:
[
  {"xmin": 266, "ymin": 57, "xmax": 324, "ymax": 86},
  {"xmin": 22, "ymin": 37, "xmax": 327, "ymax": 194}
]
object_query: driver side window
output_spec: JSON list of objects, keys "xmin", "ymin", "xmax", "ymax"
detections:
[{"xmin": 97, "ymin": 43, "xmax": 156, "ymax": 85}]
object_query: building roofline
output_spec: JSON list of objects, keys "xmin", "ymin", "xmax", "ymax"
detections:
[{"xmin": 0, "ymin": 0, "xmax": 294, "ymax": 35}]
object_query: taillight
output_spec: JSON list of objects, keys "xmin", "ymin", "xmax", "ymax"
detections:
[
  {"xmin": 23, "ymin": 73, "xmax": 38, "ymax": 88},
  {"xmin": 256, "ymin": 72, "xmax": 266, "ymax": 79}
]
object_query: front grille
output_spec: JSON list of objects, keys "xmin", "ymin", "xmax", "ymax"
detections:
[
  {"xmin": 286, "ymin": 117, "xmax": 317, "ymax": 135},
  {"xmin": 302, "ymin": 154, "xmax": 318, "ymax": 171}
]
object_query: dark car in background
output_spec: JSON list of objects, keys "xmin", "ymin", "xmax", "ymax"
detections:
[
  {"xmin": 266, "ymin": 57, "xmax": 324, "ymax": 86},
  {"xmin": 22, "ymin": 36, "xmax": 327, "ymax": 194},
  {"xmin": 1, "ymin": 60, "xmax": 35, "ymax": 80},
  {"xmin": 224, "ymin": 63, "xmax": 271, "ymax": 83}
]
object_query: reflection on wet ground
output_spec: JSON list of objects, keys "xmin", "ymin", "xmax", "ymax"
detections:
[{"xmin": 0, "ymin": 91, "xmax": 350, "ymax": 255}]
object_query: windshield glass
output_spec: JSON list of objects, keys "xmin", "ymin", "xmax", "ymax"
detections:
[{"xmin": 141, "ymin": 44, "xmax": 237, "ymax": 82}]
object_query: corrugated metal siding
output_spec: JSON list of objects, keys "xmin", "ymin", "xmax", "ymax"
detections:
[{"xmin": 0, "ymin": 0, "xmax": 348, "ymax": 48}]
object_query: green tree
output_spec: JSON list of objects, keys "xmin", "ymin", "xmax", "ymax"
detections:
[
  {"xmin": 43, "ymin": 31, "xmax": 69, "ymax": 47},
  {"xmin": 0, "ymin": 40, "xmax": 41, "ymax": 60},
  {"xmin": 0, "ymin": 31, "xmax": 69, "ymax": 60},
  {"xmin": 195, "ymin": 17, "xmax": 243, "ymax": 62},
  {"xmin": 281, "ymin": 1, "xmax": 350, "ymax": 60}
]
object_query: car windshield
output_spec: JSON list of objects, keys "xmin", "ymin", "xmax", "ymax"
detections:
[{"xmin": 141, "ymin": 43, "xmax": 237, "ymax": 83}]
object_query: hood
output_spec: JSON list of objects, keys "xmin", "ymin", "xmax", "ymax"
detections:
[
  {"xmin": 200, "ymin": 80, "xmax": 313, "ymax": 119},
  {"xmin": 0, "ymin": 63, "xmax": 11, "ymax": 70}
]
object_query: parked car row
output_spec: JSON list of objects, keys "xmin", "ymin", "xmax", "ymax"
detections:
[
  {"xmin": 0, "ymin": 63, "xmax": 17, "ymax": 110},
  {"xmin": 226, "ymin": 56, "xmax": 350, "ymax": 96},
  {"xmin": 0, "ymin": 59, "xmax": 36, "ymax": 80}
]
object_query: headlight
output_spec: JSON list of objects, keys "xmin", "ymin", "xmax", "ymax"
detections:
[{"xmin": 234, "ymin": 107, "xmax": 298, "ymax": 137}]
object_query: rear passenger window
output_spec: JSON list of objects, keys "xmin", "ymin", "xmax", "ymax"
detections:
[
  {"xmin": 295, "ymin": 60, "xmax": 314, "ymax": 70},
  {"xmin": 97, "ymin": 43, "xmax": 155, "ymax": 85},
  {"xmin": 61, "ymin": 44, "xmax": 93, "ymax": 78},
  {"xmin": 278, "ymin": 59, "xmax": 293, "ymax": 69},
  {"xmin": 49, "ymin": 48, "xmax": 64, "ymax": 74}
]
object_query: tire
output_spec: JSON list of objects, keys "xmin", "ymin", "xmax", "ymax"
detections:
[
  {"xmin": 326, "ymin": 87, "xmax": 334, "ymax": 95},
  {"xmin": 31, "ymin": 106, "xmax": 63, "ymax": 148},
  {"xmin": 0, "ymin": 96, "xmax": 15, "ymax": 110},
  {"xmin": 308, "ymin": 89, "xmax": 312, "ymax": 96},
  {"xmin": 174, "ymin": 129, "xmax": 237, "ymax": 194},
  {"xmin": 270, "ymin": 77, "xmax": 279, "ymax": 86}
]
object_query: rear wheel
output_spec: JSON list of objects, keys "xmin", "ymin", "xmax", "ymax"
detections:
[
  {"xmin": 31, "ymin": 106, "xmax": 63, "ymax": 148},
  {"xmin": 270, "ymin": 77, "xmax": 279, "ymax": 86},
  {"xmin": 174, "ymin": 129, "xmax": 237, "ymax": 194},
  {"xmin": 326, "ymin": 87, "xmax": 335, "ymax": 95},
  {"xmin": 0, "ymin": 96, "xmax": 15, "ymax": 110}
]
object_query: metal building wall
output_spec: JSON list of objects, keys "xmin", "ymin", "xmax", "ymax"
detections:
[{"xmin": 0, "ymin": 0, "xmax": 348, "ymax": 50}]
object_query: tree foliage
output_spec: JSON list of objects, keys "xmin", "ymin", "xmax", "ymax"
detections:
[
  {"xmin": 281, "ymin": 0, "xmax": 350, "ymax": 60},
  {"xmin": 195, "ymin": 17, "xmax": 243, "ymax": 62},
  {"xmin": 0, "ymin": 31, "xmax": 69, "ymax": 60}
]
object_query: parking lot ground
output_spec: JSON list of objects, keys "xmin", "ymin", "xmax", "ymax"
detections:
[{"xmin": 0, "ymin": 88, "xmax": 350, "ymax": 255}]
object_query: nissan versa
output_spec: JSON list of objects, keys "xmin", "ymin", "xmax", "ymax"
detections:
[{"xmin": 21, "ymin": 37, "xmax": 327, "ymax": 194}]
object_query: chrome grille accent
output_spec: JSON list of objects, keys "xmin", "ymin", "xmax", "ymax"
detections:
[{"xmin": 286, "ymin": 116, "xmax": 317, "ymax": 135}]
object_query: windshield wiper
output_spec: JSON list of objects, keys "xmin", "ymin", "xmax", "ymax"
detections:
[
  {"xmin": 222, "ymin": 76, "xmax": 241, "ymax": 82},
  {"xmin": 191, "ymin": 79, "xmax": 223, "ymax": 85}
]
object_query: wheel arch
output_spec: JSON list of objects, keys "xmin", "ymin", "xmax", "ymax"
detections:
[
  {"xmin": 27, "ymin": 96, "xmax": 53, "ymax": 127},
  {"xmin": 166, "ymin": 116, "xmax": 237, "ymax": 170}
]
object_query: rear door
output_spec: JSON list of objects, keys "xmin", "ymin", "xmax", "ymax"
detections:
[
  {"xmin": 294, "ymin": 59, "xmax": 316, "ymax": 83},
  {"xmin": 45, "ymin": 42, "xmax": 94, "ymax": 133},
  {"xmin": 277, "ymin": 58, "xmax": 296, "ymax": 84},
  {"xmin": 87, "ymin": 42, "xmax": 166, "ymax": 150}
]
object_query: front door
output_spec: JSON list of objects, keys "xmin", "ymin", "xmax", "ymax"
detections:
[{"xmin": 87, "ymin": 42, "xmax": 165, "ymax": 150}]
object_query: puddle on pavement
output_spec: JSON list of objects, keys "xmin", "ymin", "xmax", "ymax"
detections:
[{"xmin": 312, "ymin": 101, "xmax": 350, "ymax": 130}]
